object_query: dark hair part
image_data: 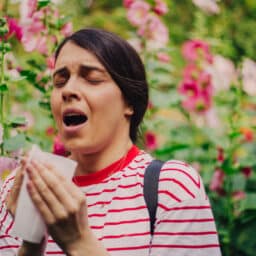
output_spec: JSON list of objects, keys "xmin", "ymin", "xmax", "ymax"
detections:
[{"xmin": 55, "ymin": 28, "xmax": 149, "ymax": 143}]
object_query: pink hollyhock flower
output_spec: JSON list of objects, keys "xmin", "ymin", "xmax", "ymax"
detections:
[
  {"xmin": 241, "ymin": 167, "xmax": 252, "ymax": 178},
  {"xmin": 138, "ymin": 14, "xmax": 169, "ymax": 48},
  {"xmin": 192, "ymin": 0, "xmax": 220, "ymax": 15},
  {"xmin": 127, "ymin": 1, "xmax": 150, "ymax": 26},
  {"xmin": 179, "ymin": 80, "xmax": 200, "ymax": 97},
  {"xmin": 153, "ymin": 0, "xmax": 168, "ymax": 16},
  {"xmin": 53, "ymin": 135, "xmax": 68, "ymax": 156},
  {"xmin": 183, "ymin": 64, "xmax": 200, "ymax": 81},
  {"xmin": 210, "ymin": 168, "xmax": 225, "ymax": 193},
  {"xmin": 61, "ymin": 22, "xmax": 73, "ymax": 37},
  {"xmin": 232, "ymin": 191, "xmax": 246, "ymax": 201},
  {"xmin": 46, "ymin": 56, "xmax": 55, "ymax": 70},
  {"xmin": 157, "ymin": 52, "xmax": 170, "ymax": 63},
  {"xmin": 182, "ymin": 92, "xmax": 212, "ymax": 112},
  {"xmin": 123, "ymin": 0, "xmax": 135, "ymax": 8},
  {"xmin": 182, "ymin": 39, "xmax": 213, "ymax": 63},
  {"xmin": 6, "ymin": 17, "xmax": 23, "ymax": 41},
  {"xmin": 19, "ymin": 0, "xmax": 37, "ymax": 22},
  {"xmin": 242, "ymin": 58, "xmax": 256, "ymax": 96},
  {"xmin": 145, "ymin": 131, "xmax": 158, "ymax": 151}
]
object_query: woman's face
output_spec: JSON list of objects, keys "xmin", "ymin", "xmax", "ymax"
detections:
[{"xmin": 51, "ymin": 41, "xmax": 133, "ymax": 155}]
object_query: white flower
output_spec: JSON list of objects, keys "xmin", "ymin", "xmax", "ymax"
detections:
[
  {"xmin": 207, "ymin": 55, "xmax": 236, "ymax": 93},
  {"xmin": 242, "ymin": 58, "xmax": 256, "ymax": 96}
]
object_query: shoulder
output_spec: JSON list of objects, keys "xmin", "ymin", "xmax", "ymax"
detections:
[{"xmin": 158, "ymin": 160, "xmax": 206, "ymax": 207}]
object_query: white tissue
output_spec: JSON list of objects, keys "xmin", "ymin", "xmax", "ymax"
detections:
[{"xmin": 11, "ymin": 145, "xmax": 77, "ymax": 243}]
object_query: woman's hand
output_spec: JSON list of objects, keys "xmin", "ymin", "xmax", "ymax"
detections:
[
  {"xmin": 25, "ymin": 160, "xmax": 101, "ymax": 255},
  {"xmin": 6, "ymin": 164, "xmax": 25, "ymax": 216}
]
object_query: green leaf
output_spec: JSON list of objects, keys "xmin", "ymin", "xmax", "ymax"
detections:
[
  {"xmin": 0, "ymin": 83, "xmax": 8, "ymax": 92},
  {"xmin": 7, "ymin": 116, "xmax": 27, "ymax": 127},
  {"xmin": 155, "ymin": 144, "xmax": 190, "ymax": 156},
  {"xmin": 37, "ymin": 0, "xmax": 50, "ymax": 9},
  {"xmin": 240, "ymin": 193, "xmax": 256, "ymax": 211},
  {"xmin": 3, "ymin": 133, "xmax": 26, "ymax": 152}
]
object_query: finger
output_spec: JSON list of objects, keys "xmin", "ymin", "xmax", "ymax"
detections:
[
  {"xmin": 6, "ymin": 166, "xmax": 25, "ymax": 215},
  {"xmin": 43, "ymin": 162, "xmax": 85, "ymax": 200},
  {"xmin": 26, "ymin": 162, "xmax": 69, "ymax": 222},
  {"xmin": 26, "ymin": 180, "xmax": 55, "ymax": 225},
  {"xmin": 38, "ymin": 161, "xmax": 85, "ymax": 211}
]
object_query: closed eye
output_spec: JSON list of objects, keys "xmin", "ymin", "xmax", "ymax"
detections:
[{"xmin": 53, "ymin": 68, "xmax": 70, "ymax": 88}]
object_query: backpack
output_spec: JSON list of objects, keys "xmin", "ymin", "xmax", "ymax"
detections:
[{"xmin": 143, "ymin": 160, "xmax": 164, "ymax": 235}]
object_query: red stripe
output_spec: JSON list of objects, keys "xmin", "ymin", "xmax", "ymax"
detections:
[
  {"xmin": 134, "ymin": 158, "xmax": 145, "ymax": 163},
  {"xmin": 108, "ymin": 244, "xmax": 150, "ymax": 251},
  {"xmin": 151, "ymin": 244, "xmax": 220, "ymax": 249},
  {"xmin": 162, "ymin": 168, "xmax": 201, "ymax": 188},
  {"xmin": 155, "ymin": 231, "xmax": 218, "ymax": 236},
  {"xmin": 0, "ymin": 211, "xmax": 8, "ymax": 230},
  {"xmin": 127, "ymin": 165, "xmax": 146, "ymax": 171},
  {"xmin": 112, "ymin": 193, "xmax": 143, "ymax": 201},
  {"xmin": 86, "ymin": 188, "xmax": 116, "ymax": 197},
  {"xmin": 167, "ymin": 161, "xmax": 189, "ymax": 167},
  {"xmin": 108, "ymin": 205, "xmax": 147, "ymax": 213},
  {"xmin": 158, "ymin": 204, "xmax": 211, "ymax": 211},
  {"xmin": 91, "ymin": 218, "xmax": 149, "ymax": 229},
  {"xmin": 88, "ymin": 213, "xmax": 107, "ymax": 218},
  {"xmin": 0, "ymin": 245, "xmax": 19, "ymax": 249},
  {"xmin": 158, "ymin": 190, "xmax": 181, "ymax": 202},
  {"xmin": 99, "ymin": 231, "xmax": 150, "ymax": 240},
  {"xmin": 118, "ymin": 182, "xmax": 142, "ymax": 189},
  {"xmin": 5, "ymin": 219, "xmax": 14, "ymax": 234},
  {"xmin": 0, "ymin": 177, "xmax": 14, "ymax": 198},
  {"xmin": 158, "ymin": 218, "xmax": 215, "ymax": 223},
  {"xmin": 160, "ymin": 178, "xmax": 195, "ymax": 198}
]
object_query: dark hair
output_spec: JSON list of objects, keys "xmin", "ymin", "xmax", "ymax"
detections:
[{"xmin": 55, "ymin": 28, "xmax": 149, "ymax": 143}]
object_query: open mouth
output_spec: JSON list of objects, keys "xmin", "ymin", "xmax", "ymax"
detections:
[{"xmin": 63, "ymin": 113, "xmax": 88, "ymax": 126}]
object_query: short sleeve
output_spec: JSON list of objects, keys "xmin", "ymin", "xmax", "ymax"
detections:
[
  {"xmin": 0, "ymin": 170, "xmax": 22, "ymax": 255},
  {"xmin": 149, "ymin": 160, "xmax": 222, "ymax": 256}
]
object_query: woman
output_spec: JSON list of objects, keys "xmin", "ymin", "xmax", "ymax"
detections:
[{"xmin": 0, "ymin": 28, "xmax": 221, "ymax": 256}]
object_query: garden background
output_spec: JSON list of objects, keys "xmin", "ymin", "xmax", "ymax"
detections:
[{"xmin": 1, "ymin": 0, "xmax": 256, "ymax": 255}]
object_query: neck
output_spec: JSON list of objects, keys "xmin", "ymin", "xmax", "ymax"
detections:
[{"xmin": 70, "ymin": 138, "xmax": 133, "ymax": 176}]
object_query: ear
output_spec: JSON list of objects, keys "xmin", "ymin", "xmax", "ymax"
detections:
[{"xmin": 124, "ymin": 105, "xmax": 134, "ymax": 117}]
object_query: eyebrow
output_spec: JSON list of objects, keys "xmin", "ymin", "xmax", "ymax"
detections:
[{"xmin": 53, "ymin": 65, "xmax": 107, "ymax": 78}]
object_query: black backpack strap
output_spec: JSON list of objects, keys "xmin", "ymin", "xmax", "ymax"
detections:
[{"xmin": 143, "ymin": 159, "xmax": 164, "ymax": 235}]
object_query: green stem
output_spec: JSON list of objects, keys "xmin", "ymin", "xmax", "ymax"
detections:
[
  {"xmin": 2, "ymin": 0, "xmax": 9, "ymax": 16},
  {"xmin": 0, "ymin": 40, "xmax": 5, "ymax": 155}
]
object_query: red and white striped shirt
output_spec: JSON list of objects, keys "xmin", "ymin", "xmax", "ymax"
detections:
[{"xmin": 0, "ymin": 145, "xmax": 221, "ymax": 255}]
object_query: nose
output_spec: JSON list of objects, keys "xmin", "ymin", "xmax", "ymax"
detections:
[{"xmin": 61, "ymin": 79, "xmax": 81, "ymax": 102}]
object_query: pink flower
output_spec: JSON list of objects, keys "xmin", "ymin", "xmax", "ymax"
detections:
[
  {"xmin": 137, "ymin": 14, "xmax": 169, "ymax": 48},
  {"xmin": 182, "ymin": 39, "xmax": 213, "ymax": 63},
  {"xmin": 157, "ymin": 52, "xmax": 170, "ymax": 63},
  {"xmin": 210, "ymin": 168, "xmax": 225, "ymax": 193},
  {"xmin": 46, "ymin": 126, "xmax": 55, "ymax": 136},
  {"xmin": 145, "ymin": 131, "xmax": 157, "ymax": 151},
  {"xmin": 46, "ymin": 56, "xmax": 55, "ymax": 70},
  {"xmin": 179, "ymin": 80, "xmax": 200, "ymax": 97},
  {"xmin": 53, "ymin": 135, "xmax": 68, "ymax": 156},
  {"xmin": 232, "ymin": 191, "xmax": 246, "ymax": 201},
  {"xmin": 6, "ymin": 17, "xmax": 23, "ymax": 41},
  {"xmin": 153, "ymin": 0, "xmax": 168, "ymax": 16},
  {"xmin": 123, "ymin": 0, "xmax": 135, "ymax": 8},
  {"xmin": 61, "ymin": 22, "xmax": 73, "ymax": 37},
  {"xmin": 192, "ymin": 0, "xmax": 220, "ymax": 15},
  {"xmin": 19, "ymin": 0, "xmax": 37, "ymax": 22},
  {"xmin": 127, "ymin": 1, "xmax": 151, "ymax": 26}
]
